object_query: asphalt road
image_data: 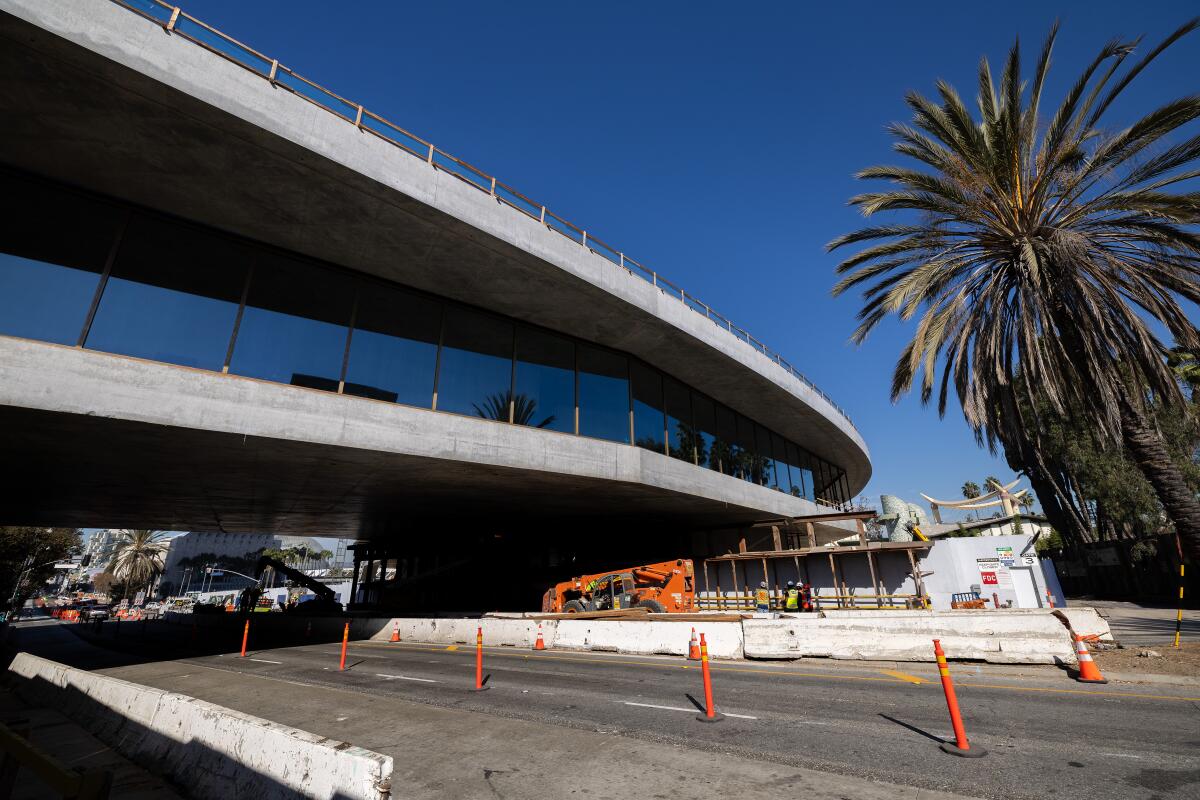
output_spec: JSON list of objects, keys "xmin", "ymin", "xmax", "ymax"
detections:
[{"xmin": 11, "ymin": 619, "xmax": 1199, "ymax": 800}]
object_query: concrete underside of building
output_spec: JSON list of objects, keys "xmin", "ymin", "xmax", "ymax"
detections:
[{"xmin": 0, "ymin": 0, "xmax": 873, "ymax": 609}]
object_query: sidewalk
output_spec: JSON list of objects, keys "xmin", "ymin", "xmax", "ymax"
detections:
[{"xmin": 0, "ymin": 687, "xmax": 183, "ymax": 799}]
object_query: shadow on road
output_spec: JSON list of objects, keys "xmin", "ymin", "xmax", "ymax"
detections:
[{"xmin": 878, "ymin": 713, "xmax": 945, "ymax": 744}]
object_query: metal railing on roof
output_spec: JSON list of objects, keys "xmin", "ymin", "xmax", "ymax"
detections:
[{"xmin": 109, "ymin": 0, "xmax": 858, "ymax": 432}]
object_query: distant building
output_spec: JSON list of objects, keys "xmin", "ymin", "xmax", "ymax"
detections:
[
  {"xmin": 159, "ymin": 532, "xmax": 275, "ymax": 596},
  {"xmin": 81, "ymin": 529, "xmax": 122, "ymax": 575},
  {"xmin": 158, "ymin": 532, "xmax": 346, "ymax": 597}
]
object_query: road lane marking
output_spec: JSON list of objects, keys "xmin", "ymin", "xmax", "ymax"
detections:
[
  {"xmin": 622, "ymin": 701, "xmax": 758, "ymax": 720},
  {"xmin": 376, "ymin": 673, "xmax": 438, "ymax": 683},
  {"xmin": 880, "ymin": 669, "xmax": 925, "ymax": 685},
  {"xmin": 247, "ymin": 658, "xmax": 282, "ymax": 664},
  {"xmin": 445, "ymin": 646, "xmax": 458, "ymax": 651}
]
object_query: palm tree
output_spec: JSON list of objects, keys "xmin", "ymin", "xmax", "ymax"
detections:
[
  {"xmin": 1168, "ymin": 347, "xmax": 1200, "ymax": 402},
  {"xmin": 961, "ymin": 481, "xmax": 981, "ymax": 500},
  {"xmin": 472, "ymin": 391, "xmax": 555, "ymax": 428},
  {"xmin": 829, "ymin": 19, "xmax": 1200, "ymax": 560},
  {"xmin": 107, "ymin": 530, "xmax": 169, "ymax": 599}
]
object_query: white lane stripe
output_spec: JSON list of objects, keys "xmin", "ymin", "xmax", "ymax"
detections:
[
  {"xmin": 375, "ymin": 673, "xmax": 438, "ymax": 683},
  {"xmin": 621, "ymin": 701, "xmax": 757, "ymax": 720},
  {"xmin": 247, "ymin": 658, "xmax": 282, "ymax": 664},
  {"xmin": 624, "ymin": 701, "xmax": 693, "ymax": 712}
]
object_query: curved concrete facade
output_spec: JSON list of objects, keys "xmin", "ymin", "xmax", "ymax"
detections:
[{"xmin": 0, "ymin": 0, "xmax": 870, "ymax": 536}]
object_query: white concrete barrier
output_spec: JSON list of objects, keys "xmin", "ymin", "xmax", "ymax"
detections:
[
  {"xmin": 7, "ymin": 652, "xmax": 392, "ymax": 800},
  {"xmin": 369, "ymin": 618, "xmax": 555, "ymax": 648},
  {"xmin": 744, "ymin": 610, "xmax": 1076, "ymax": 665},
  {"xmin": 553, "ymin": 620, "xmax": 744, "ymax": 659},
  {"xmin": 1053, "ymin": 608, "xmax": 1114, "ymax": 642}
]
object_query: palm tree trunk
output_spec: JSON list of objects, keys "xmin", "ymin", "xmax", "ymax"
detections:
[{"xmin": 1120, "ymin": 396, "xmax": 1200, "ymax": 562}]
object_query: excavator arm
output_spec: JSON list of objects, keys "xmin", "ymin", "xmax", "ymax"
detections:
[{"xmin": 254, "ymin": 556, "xmax": 337, "ymax": 603}]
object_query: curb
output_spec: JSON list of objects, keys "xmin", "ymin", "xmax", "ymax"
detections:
[{"xmin": 1101, "ymin": 670, "xmax": 1200, "ymax": 687}]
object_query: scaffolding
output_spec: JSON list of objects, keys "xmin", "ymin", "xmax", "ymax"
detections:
[{"xmin": 701, "ymin": 510, "xmax": 931, "ymax": 610}]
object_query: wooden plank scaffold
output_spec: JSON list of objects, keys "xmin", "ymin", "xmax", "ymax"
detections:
[{"xmin": 701, "ymin": 509, "xmax": 932, "ymax": 611}]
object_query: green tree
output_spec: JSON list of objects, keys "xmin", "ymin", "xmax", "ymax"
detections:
[
  {"xmin": 830, "ymin": 20, "xmax": 1200, "ymax": 561},
  {"xmin": 0, "ymin": 527, "xmax": 81, "ymax": 611},
  {"xmin": 961, "ymin": 481, "xmax": 981, "ymax": 500},
  {"xmin": 107, "ymin": 530, "xmax": 169, "ymax": 599}
]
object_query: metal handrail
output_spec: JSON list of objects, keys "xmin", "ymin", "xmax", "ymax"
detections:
[{"xmin": 108, "ymin": 0, "xmax": 857, "ymax": 431}]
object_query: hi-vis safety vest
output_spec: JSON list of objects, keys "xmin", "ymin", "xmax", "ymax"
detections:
[
  {"xmin": 754, "ymin": 588, "xmax": 770, "ymax": 606},
  {"xmin": 785, "ymin": 588, "xmax": 800, "ymax": 610}
]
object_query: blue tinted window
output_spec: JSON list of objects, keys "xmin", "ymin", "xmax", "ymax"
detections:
[
  {"xmin": 578, "ymin": 345, "xmax": 629, "ymax": 443},
  {"xmin": 796, "ymin": 448, "xmax": 816, "ymax": 502},
  {"xmin": 755, "ymin": 424, "xmax": 779, "ymax": 489},
  {"xmin": 0, "ymin": 174, "xmax": 121, "ymax": 345},
  {"xmin": 664, "ymin": 378, "xmax": 694, "ymax": 463},
  {"xmin": 344, "ymin": 286, "xmax": 441, "ymax": 406},
  {"xmin": 514, "ymin": 327, "xmax": 575, "ymax": 433},
  {"xmin": 785, "ymin": 441, "xmax": 806, "ymax": 499},
  {"xmin": 630, "ymin": 362, "xmax": 664, "ymax": 454},
  {"xmin": 228, "ymin": 254, "xmax": 354, "ymax": 391},
  {"xmin": 714, "ymin": 404, "xmax": 740, "ymax": 476},
  {"xmin": 692, "ymin": 393, "xmax": 719, "ymax": 471},
  {"xmin": 772, "ymin": 433, "xmax": 794, "ymax": 495},
  {"xmin": 735, "ymin": 414, "xmax": 758, "ymax": 482},
  {"xmin": 86, "ymin": 216, "xmax": 248, "ymax": 370},
  {"xmin": 436, "ymin": 307, "xmax": 513, "ymax": 419},
  {"xmin": 813, "ymin": 458, "xmax": 833, "ymax": 505}
]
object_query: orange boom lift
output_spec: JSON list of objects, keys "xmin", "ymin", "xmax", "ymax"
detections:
[{"xmin": 541, "ymin": 559, "xmax": 696, "ymax": 614}]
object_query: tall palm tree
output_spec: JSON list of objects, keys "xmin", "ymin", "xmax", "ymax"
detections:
[
  {"xmin": 1168, "ymin": 347, "xmax": 1200, "ymax": 402},
  {"xmin": 107, "ymin": 529, "xmax": 169, "ymax": 599},
  {"xmin": 829, "ymin": 19, "xmax": 1200, "ymax": 560},
  {"xmin": 961, "ymin": 481, "xmax": 981, "ymax": 500}
]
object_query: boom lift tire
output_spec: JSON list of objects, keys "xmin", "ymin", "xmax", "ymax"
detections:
[
  {"xmin": 563, "ymin": 600, "xmax": 587, "ymax": 613},
  {"xmin": 635, "ymin": 599, "xmax": 666, "ymax": 613}
]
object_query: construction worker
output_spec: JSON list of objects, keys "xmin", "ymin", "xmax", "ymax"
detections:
[
  {"xmin": 754, "ymin": 581, "xmax": 770, "ymax": 613},
  {"xmin": 801, "ymin": 582, "xmax": 813, "ymax": 612},
  {"xmin": 784, "ymin": 580, "xmax": 800, "ymax": 613}
]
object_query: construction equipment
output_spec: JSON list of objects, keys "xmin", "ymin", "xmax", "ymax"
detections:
[
  {"xmin": 540, "ymin": 559, "xmax": 696, "ymax": 614},
  {"xmin": 249, "ymin": 555, "xmax": 342, "ymax": 614},
  {"xmin": 950, "ymin": 591, "xmax": 988, "ymax": 609}
]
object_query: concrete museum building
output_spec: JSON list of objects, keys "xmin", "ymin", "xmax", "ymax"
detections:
[{"xmin": 0, "ymin": 0, "xmax": 874, "ymax": 609}]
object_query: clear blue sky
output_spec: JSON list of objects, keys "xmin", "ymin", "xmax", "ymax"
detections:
[{"xmin": 178, "ymin": 0, "xmax": 1200, "ymax": 518}]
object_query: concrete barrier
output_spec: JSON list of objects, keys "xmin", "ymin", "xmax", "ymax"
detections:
[
  {"xmin": 163, "ymin": 609, "xmax": 1077, "ymax": 665},
  {"xmin": 6, "ymin": 652, "xmax": 392, "ymax": 800},
  {"xmin": 744, "ymin": 610, "xmax": 1076, "ymax": 665},
  {"xmin": 369, "ymin": 618, "xmax": 556, "ymax": 648},
  {"xmin": 553, "ymin": 620, "xmax": 744, "ymax": 659},
  {"xmin": 1052, "ymin": 608, "xmax": 1114, "ymax": 642}
]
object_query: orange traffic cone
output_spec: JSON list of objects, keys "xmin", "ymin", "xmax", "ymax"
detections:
[
  {"xmin": 688, "ymin": 627, "xmax": 701, "ymax": 661},
  {"xmin": 390, "ymin": 620, "xmax": 400, "ymax": 643},
  {"xmin": 1073, "ymin": 634, "xmax": 1107, "ymax": 684},
  {"xmin": 534, "ymin": 623, "xmax": 546, "ymax": 651}
]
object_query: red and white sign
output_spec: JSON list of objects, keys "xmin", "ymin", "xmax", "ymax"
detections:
[{"xmin": 980, "ymin": 571, "xmax": 999, "ymax": 586}]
